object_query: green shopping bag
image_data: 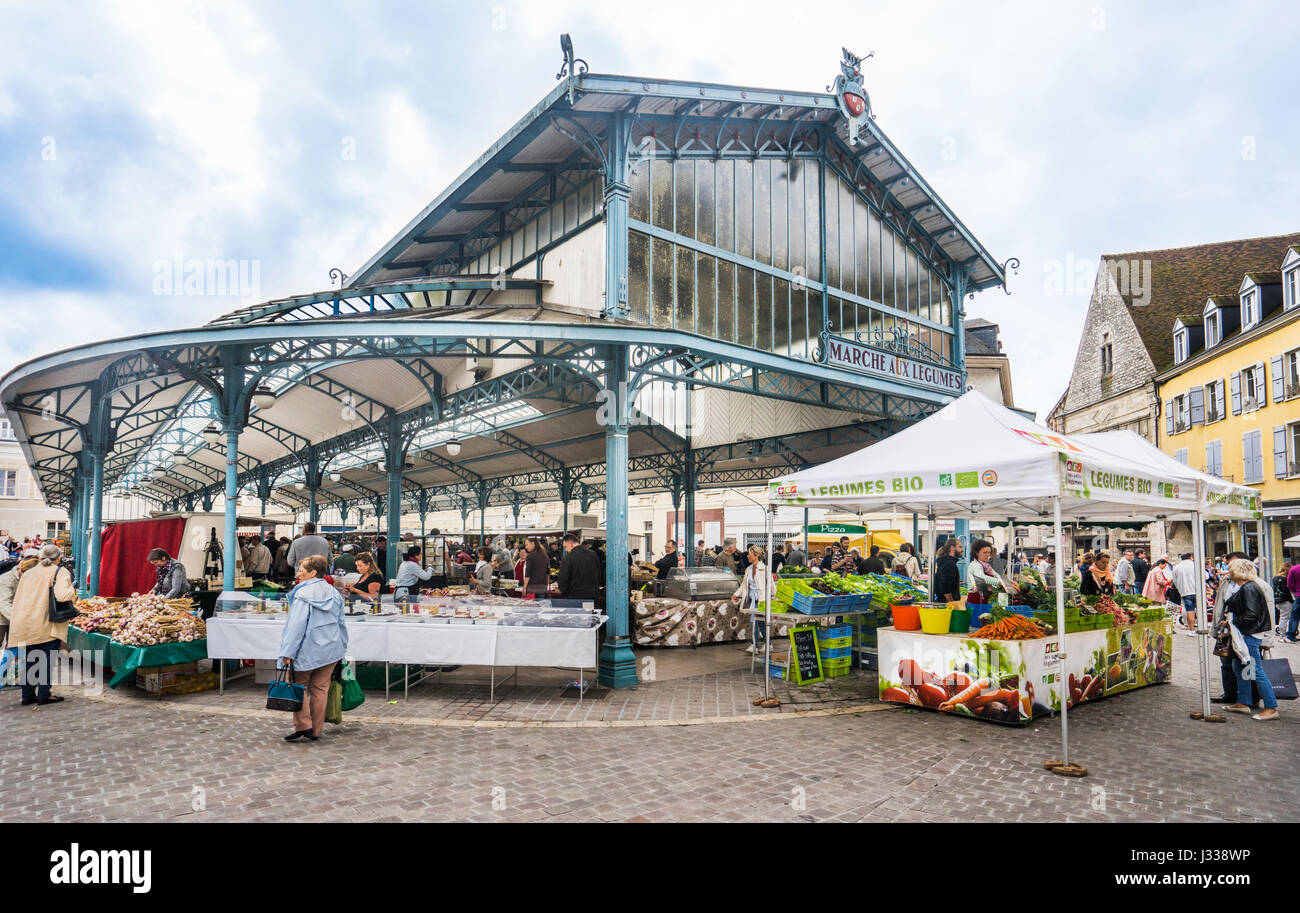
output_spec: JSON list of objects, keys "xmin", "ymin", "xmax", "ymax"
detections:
[
  {"xmin": 340, "ymin": 661, "xmax": 365, "ymax": 712},
  {"xmin": 325, "ymin": 680, "xmax": 343, "ymax": 725}
]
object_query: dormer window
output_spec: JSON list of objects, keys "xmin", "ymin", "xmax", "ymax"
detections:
[
  {"xmin": 1173, "ymin": 325, "xmax": 1189, "ymax": 364},
  {"xmin": 1284, "ymin": 248, "xmax": 1300, "ymax": 311},
  {"xmin": 1204, "ymin": 306, "xmax": 1220, "ymax": 348},
  {"xmin": 1240, "ymin": 285, "xmax": 1259, "ymax": 328}
]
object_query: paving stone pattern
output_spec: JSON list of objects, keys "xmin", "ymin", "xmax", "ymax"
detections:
[{"xmin": 1, "ymin": 636, "xmax": 1295, "ymax": 822}]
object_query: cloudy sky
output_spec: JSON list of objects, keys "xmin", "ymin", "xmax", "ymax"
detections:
[{"xmin": 1, "ymin": 0, "xmax": 1297, "ymax": 422}]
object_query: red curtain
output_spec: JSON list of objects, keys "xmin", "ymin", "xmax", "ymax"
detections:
[{"xmin": 99, "ymin": 518, "xmax": 186, "ymax": 597}]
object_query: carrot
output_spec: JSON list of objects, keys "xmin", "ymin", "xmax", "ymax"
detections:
[
  {"xmin": 967, "ymin": 688, "xmax": 1018, "ymax": 711},
  {"xmin": 940, "ymin": 677, "xmax": 990, "ymax": 711}
]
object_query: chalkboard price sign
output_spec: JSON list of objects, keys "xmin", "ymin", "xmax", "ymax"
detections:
[{"xmin": 788, "ymin": 625, "xmax": 824, "ymax": 685}]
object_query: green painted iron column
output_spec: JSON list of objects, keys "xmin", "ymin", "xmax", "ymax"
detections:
[{"xmin": 599, "ymin": 344, "xmax": 637, "ymax": 688}]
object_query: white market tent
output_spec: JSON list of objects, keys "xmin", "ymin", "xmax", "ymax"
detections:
[{"xmin": 764, "ymin": 390, "xmax": 1261, "ymax": 771}]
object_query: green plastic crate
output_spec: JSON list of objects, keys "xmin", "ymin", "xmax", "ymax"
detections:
[{"xmin": 354, "ymin": 662, "xmax": 423, "ymax": 691}]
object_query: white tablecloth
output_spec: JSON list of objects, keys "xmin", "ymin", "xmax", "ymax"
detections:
[{"xmin": 207, "ymin": 617, "xmax": 599, "ymax": 669}]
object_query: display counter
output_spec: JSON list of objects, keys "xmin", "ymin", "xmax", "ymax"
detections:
[
  {"xmin": 877, "ymin": 618, "xmax": 1173, "ymax": 725},
  {"xmin": 66, "ymin": 625, "xmax": 210, "ymax": 689},
  {"xmin": 206, "ymin": 591, "xmax": 606, "ymax": 701}
]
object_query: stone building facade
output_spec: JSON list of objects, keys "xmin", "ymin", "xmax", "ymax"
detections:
[{"xmin": 1048, "ymin": 233, "xmax": 1300, "ymax": 561}]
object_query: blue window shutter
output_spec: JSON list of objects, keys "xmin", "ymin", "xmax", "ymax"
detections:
[
  {"xmin": 1272, "ymin": 356, "xmax": 1284, "ymax": 402},
  {"xmin": 1214, "ymin": 379, "xmax": 1225, "ymax": 420},
  {"xmin": 1230, "ymin": 372, "xmax": 1241, "ymax": 414},
  {"xmin": 1165, "ymin": 400, "xmax": 1173, "ymax": 436},
  {"xmin": 1189, "ymin": 386, "xmax": 1204, "ymax": 424},
  {"xmin": 1276, "ymin": 426, "xmax": 1289, "ymax": 478}
]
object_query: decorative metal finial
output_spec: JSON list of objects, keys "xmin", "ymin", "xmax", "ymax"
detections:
[
  {"xmin": 329, "ymin": 268, "xmax": 349, "ymax": 287},
  {"xmin": 556, "ymin": 33, "xmax": 588, "ymax": 105},
  {"xmin": 829, "ymin": 47, "xmax": 873, "ymax": 145}
]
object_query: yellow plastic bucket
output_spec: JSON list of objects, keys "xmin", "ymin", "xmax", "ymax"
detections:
[{"xmin": 918, "ymin": 606, "xmax": 953, "ymax": 635}]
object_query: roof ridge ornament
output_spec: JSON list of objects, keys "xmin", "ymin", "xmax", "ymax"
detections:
[
  {"xmin": 556, "ymin": 33, "xmax": 588, "ymax": 105},
  {"xmin": 829, "ymin": 47, "xmax": 873, "ymax": 145}
]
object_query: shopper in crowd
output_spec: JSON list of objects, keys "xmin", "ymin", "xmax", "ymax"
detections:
[
  {"xmin": 393, "ymin": 546, "xmax": 435, "ymax": 600},
  {"xmin": 771, "ymin": 544, "xmax": 786, "ymax": 573},
  {"xmin": 784, "ymin": 542, "xmax": 806, "ymax": 569},
  {"xmin": 655, "ymin": 539, "xmax": 680, "ymax": 580},
  {"xmin": 967, "ymin": 539, "xmax": 1017, "ymax": 604},
  {"xmin": 1114, "ymin": 550, "xmax": 1134, "ymax": 594},
  {"xmin": 694, "ymin": 540, "xmax": 709, "ymax": 567},
  {"xmin": 286, "ymin": 522, "xmax": 332, "ymax": 571},
  {"xmin": 1142, "ymin": 557, "xmax": 1171, "ymax": 602},
  {"xmin": 10, "ymin": 544, "xmax": 76, "ymax": 705},
  {"xmin": 272, "ymin": 537, "xmax": 293, "ymax": 583},
  {"xmin": 1131, "ymin": 549, "xmax": 1150, "ymax": 593},
  {"xmin": 1210, "ymin": 551, "xmax": 1258, "ymax": 702},
  {"xmin": 521, "ymin": 537, "xmax": 550, "ymax": 598},
  {"xmin": 279, "ymin": 555, "xmax": 347, "ymax": 742},
  {"xmin": 0, "ymin": 557, "xmax": 37, "ymax": 649},
  {"xmin": 1080, "ymin": 551, "xmax": 1115, "ymax": 597},
  {"xmin": 932, "ymin": 538, "xmax": 963, "ymax": 603},
  {"xmin": 1281, "ymin": 560, "xmax": 1299, "ymax": 644},
  {"xmin": 1169, "ymin": 553, "xmax": 1200, "ymax": 631},
  {"xmin": 331, "ymin": 543, "xmax": 357, "ymax": 575},
  {"xmin": 558, "ymin": 533, "xmax": 601, "ymax": 601},
  {"xmin": 1220, "ymin": 558, "xmax": 1279, "ymax": 721},
  {"xmin": 148, "ymin": 548, "xmax": 192, "ymax": 599},
  {"xmin": 892, "ymin": 543, "xmax": 921, "ymax": 581},
  {"xmin": 244, "ymin": 536, "xmax": 273, "ymax": 578},
  {"xmin": 343, "ymin": 552, "xmax": 384, "ymax": 604},
  {"xmin": 733, "ymin": 545, "xmax": 775, "ymax": 655},
  {"xmin": 862, "ymin": 544, "xmax": 886, "ymax": 575},
  {"xmin": 714, "ymin": 539, "xmax": 740, "ymax": 575}
]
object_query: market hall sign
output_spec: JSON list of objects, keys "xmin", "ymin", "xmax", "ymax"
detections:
[{"xmin": 825, "ymin": 336, "xmax": 963, "ymax": 394}]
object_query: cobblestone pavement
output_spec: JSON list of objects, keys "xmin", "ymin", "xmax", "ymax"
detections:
[{"xmin": 1, "ymin": 635, "xmax": 1295, "ymax": 823}]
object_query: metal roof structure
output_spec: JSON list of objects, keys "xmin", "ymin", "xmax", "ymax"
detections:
[{"xmin": 0, "ymin": 39, "xmax": 1008, "ymax": 687}]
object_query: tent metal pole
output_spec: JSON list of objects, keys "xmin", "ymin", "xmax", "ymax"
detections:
[
  {"xmin": 764, "ymin": 503, "xmax": 774, "ymax": 700},
  {"xmin": 1054, "ymin": 495, "xmax": 1069, "ymax": 767},
  {"xmin": 1191, "ymin": 511, "xmax": 1218, "ymax": 722},
  {"xmin": 926, "ymin": 508, "xmax": 937, "ymax": 602}
]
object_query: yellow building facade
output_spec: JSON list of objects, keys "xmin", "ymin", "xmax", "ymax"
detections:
[{"xmin": 1156, "ymin": 248, "xmax": 1300, "ymax": 572}]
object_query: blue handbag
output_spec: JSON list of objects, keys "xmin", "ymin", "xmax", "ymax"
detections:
[{"xmin": 266, "ymin": 665, "xmax": 305, "ymax": 712}]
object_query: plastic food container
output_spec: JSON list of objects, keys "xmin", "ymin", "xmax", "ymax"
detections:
[
  {"xmin": 948, "ymin": 608, "xmax": 970, "ymax": 632},
  {"xmin": 891, "ymin": 602, "xmax": 921, "ymax": 630},
  {"xmin": 918, "ymin": 606, "xmax": 952, "ymax": 634}
]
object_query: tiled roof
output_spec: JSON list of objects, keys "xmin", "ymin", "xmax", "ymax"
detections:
[
  {"xmin": 1205, "ymin": 294, "xmax": 1238, "ymax": 309},
  {"xmin": 1174, "ymin": 314, "xmax": 1203, "ymax": 326},
  {"xmin": 1105, "ymin": 232, "xmax": 1300, "ymax": 374}
]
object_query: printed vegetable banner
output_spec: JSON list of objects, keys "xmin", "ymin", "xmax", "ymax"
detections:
[{"xmin": 878, "ymin": 619, "xmax": 1173, "ymax": 725}]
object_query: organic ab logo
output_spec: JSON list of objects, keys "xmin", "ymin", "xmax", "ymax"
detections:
[{"xmin": 939, "ymin": 474, "xmax": 953, "ymax": 488}]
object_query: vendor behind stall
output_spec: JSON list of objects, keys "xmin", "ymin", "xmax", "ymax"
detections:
[
  {"xmin": 558, "ymin": 533, "xmax": 601, "ymax": 600},
  {"xmin": 1080, "ymin": 551, "xmax": 1116, "ymax": 597},
  {"xmin": 148, "ymin": 548, "xmax": 192, "ymax": 599},
  {"xmin": 655, "ymin": 540, "xmax": 680, "ymax": 580},
  {"xmin": 472, "ymin": 547, "xmax": 494, "ymax": 594},
  {"xmin": 343, "ymin": 551, "xmax": 384, "ymax": 604},
  {"xmin": 966, "ymin": 539, "xmax": 1016, "ymax": 605},
  {"xmin": 393, "ymin": 546, "xmax": 434, "ymax": 600}
]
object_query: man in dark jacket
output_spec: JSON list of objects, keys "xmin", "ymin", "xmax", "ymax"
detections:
[
  {"xmin": 1131, "ymin": 549, "xmax": 1150, "ymax": 593},
  {"xmin": 654, "ymin": 540, "xmax": 680, "ymax": 580},
  {"xmin": 932, "ymin": 539, "xmax": 963, "ymax": 602},
  {"xmin": 862, "ymin": 545, "xmax": 886, "ymax": 575},
  {"xmin": 558, "ymin": 533, "xmax": 602, "ymax": 600}
]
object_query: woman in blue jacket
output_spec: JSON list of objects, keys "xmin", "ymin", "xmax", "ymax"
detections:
[{"xmin": 279, "ymin": 555, "xmax": 348, "ymax": 742}]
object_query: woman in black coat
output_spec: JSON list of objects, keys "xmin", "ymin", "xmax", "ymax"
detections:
[{"xmin": 1221, "ymin": 558, "xmax": 1278, "ymax": 721}]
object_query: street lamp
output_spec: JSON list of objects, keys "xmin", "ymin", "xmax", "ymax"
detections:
[
  {"xmin": 201, "ymin": 423, "xmax": 221, "ymax": 445},
  {"xmin": 446, "ymin": 440, "xmax": 462, "ymax": 457},
  {"xmin": 329, "ymin": 472, "xmax": 341, "ymax": 483},
  {"xmin": 251, "ymin": 387, "xmax": 277, "ymax": 410}
]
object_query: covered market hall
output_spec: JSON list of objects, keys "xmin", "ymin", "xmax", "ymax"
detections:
[{"xmin": 0, "ymin": 41, "xmax": 1008, "ymax": 688}]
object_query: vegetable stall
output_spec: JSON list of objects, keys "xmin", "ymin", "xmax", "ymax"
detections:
[{"xmin": 766, "ymin": 391, "xmax": 1261, "ymax": 774}]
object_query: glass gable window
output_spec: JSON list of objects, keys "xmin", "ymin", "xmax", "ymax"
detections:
[{"xmin": 626, "ymin": 156, "xmax": 955, "ymax": 365}]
